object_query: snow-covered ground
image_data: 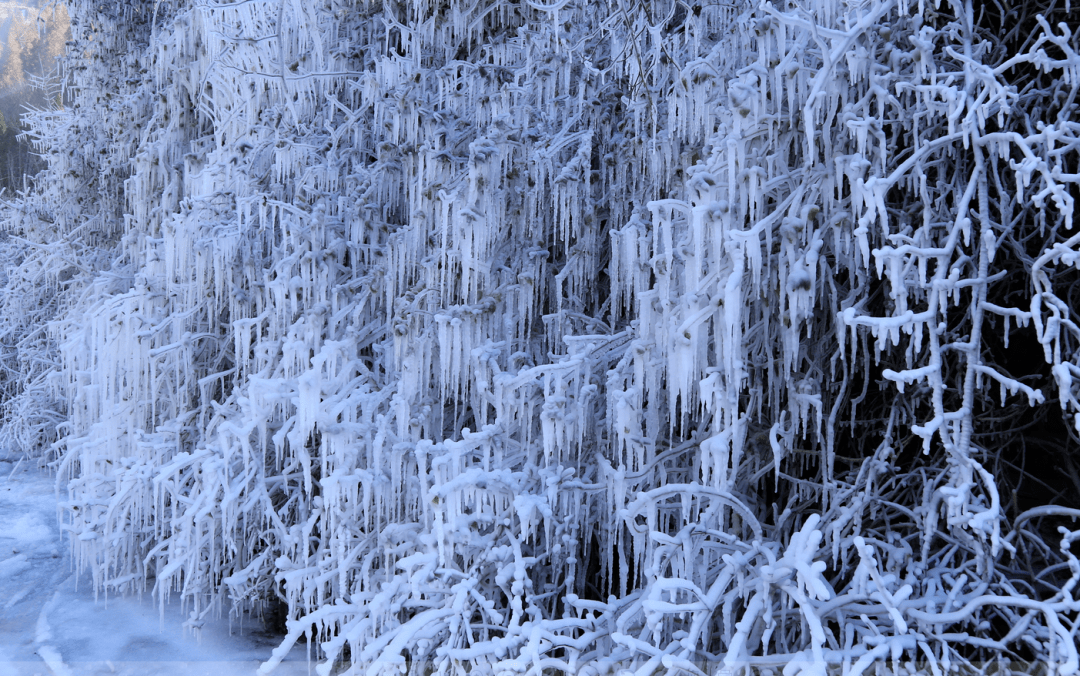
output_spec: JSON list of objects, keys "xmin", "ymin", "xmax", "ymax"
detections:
[{"xmin": 0, "ymin": 454, "xmax": 306, "ymax": 676}]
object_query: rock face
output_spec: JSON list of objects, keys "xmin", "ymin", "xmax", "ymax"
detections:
[{"xmin": 2, "ymin": 0, "xmax": 1080, "ymax": 673}]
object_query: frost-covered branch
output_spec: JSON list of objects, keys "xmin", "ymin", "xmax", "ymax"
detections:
[{"xmin": 0, "ymin": 0, "xmax": 1078, "ymax": 673}]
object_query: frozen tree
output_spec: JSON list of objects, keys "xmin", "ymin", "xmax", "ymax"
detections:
[{"xmin": 1, "ymin": 0, "xmax": 1079, "ymax": 673}]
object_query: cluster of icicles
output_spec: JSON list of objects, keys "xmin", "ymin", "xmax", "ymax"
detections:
[{"xmin": 1, "ymin": 0, "xmax": 1078, "ymax": 673}]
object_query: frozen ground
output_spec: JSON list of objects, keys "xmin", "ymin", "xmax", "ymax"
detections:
[{"xmin": 0, "ymin": 453, "xmax": 307, "ymax": 676}]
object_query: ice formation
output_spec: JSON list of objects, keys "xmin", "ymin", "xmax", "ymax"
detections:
[{"xmin": 1, "ymin": 0, "xmax": 1079, "ymax": 673}]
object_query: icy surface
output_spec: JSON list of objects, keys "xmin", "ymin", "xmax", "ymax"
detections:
[{"xmin": 0, "ymin": 456, "xmax": 306, "ymax": 675}]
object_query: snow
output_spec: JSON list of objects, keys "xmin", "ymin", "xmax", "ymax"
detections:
[
  {"xmin": 0, "ymin": 457, "xmax": 307, "ymax": 676},
  {"xmin": 0, "ymin": 0, "xmax": 1078, "ymax": 672}
]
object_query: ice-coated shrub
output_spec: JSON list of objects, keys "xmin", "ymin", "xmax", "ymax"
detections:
[{"xmin": 1, "ymin": 0, "xmax": 1078, "ymax": 674}]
